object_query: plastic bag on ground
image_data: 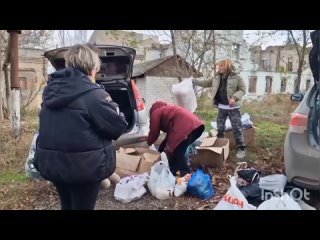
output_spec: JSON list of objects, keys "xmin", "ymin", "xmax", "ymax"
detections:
[
  {"xmin": 214, "ymin": 176, "xmax": 257, "ymax": 210},
  {"xmin": 174, "ymin": 182, "xmax": 188, "ymax": 197},
  {"xmin": 147, "ymin": 160, "xmax": 176, "ymax": 200},
  {"xmin": 257, "ymin": 193, "xmax": 301, "ymax": 210},
  {"xmin": 160, "ymin": 152, "xmax": 169, "ymax": 164},
  {"xmin": 25, "ymin": 131, "xmax": 43, "ymax": 181},
  {"xmin": 187, "ymin": 169, "xmax": 215, "ymax": 200},
  {"xmin": 296, "ymin": 200, "xmax": 316, "ymax": 210},
  {"xmin": 211, "ymin": 113, "xmax": 253, "ymax": 130},
  {"xmin": 259, "ymin": 174, "xmax": 287, "ymax": 193},
  {"xmin": 174, "ymin": 173, "xmax": 192, "ymax": 197},
  {"xmin": 172, "ymin": 77, "xmax": 197, "ymax": 112},
  {"xmin": 114, "ymin": 173, "xmax": 149, "ymax": 203}
]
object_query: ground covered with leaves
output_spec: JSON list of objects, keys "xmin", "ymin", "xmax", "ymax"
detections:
[{"xmin": 1, "ymin": 94, "xmax": 319, "ymax": 210}]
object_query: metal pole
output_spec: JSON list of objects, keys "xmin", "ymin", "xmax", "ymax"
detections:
[{"xmin": 7, "ymin": 30, "xmax": 21, "ymax": 139}]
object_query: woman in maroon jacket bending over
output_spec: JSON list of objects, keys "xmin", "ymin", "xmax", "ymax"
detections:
[{"xmin": 147, "ymin": 101, "xmax": 205, "ymax": 177}]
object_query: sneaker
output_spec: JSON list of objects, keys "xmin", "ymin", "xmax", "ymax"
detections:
[
  {"xmin": 236, "ymin": 149, "xmax": 246, "ymax": 159},
  {"xmin": 108, "ymin": 172, "xmax": 121, "ymax": 185},
  {"xmin": 100, "ymin": 178, "xmax": 111, "ymax": 189}
]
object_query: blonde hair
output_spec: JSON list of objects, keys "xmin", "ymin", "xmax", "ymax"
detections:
[
  {"xmin": 217, "ymin": 59, "xmax": 235, "ymax": 73},
  {"xmin": 65, "ymin": 44, "xmax": 101, "ymax": 75}
]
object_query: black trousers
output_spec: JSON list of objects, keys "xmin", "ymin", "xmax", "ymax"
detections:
[
  {"xmin": 53, "ymin": 182, "xmax": 100, "ymax": 210},
  {"xmin": 170, "ymin": 125, "xmax": 205, "ymax": 177},
  {"xmin": 217, "ymin": 108, "xmax": 245, "ymax": 149}
]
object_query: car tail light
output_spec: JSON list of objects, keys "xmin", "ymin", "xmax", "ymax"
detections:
[
  {"xmin": 131, "ymin": 80, "xmax": 145, "ymax": 111},
  {"xmin": 289, "ymin": 113, "xmax": 308, "ymax": 134}
]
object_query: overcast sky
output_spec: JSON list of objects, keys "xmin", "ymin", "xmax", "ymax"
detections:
[
  {"xmin": 47, "ymin": 30, "xmax": 288, "ymax": 73},
  {"xmin": 54, "ymin": 30, "xmax": 285, "ymax": 49}
]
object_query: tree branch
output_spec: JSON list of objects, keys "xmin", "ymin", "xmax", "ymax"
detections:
[{"xmin": 289, "ymin": 30, "xmax": 301, "ymax": 60}]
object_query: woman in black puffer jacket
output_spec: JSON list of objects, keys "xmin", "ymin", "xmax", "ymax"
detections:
[{"xmin": 34, "ymin": 44, "xmax": 128, "ymax": 210}]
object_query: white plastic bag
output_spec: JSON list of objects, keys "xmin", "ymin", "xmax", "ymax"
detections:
[
  {"xmin": 211, "ymin": 113, "xmax": 253, "ymax": 130},
  {"xmin": 241, "ymin": 113, "xmax": 253, "ymax": 127},
  {"xmin": 174, "ymin": 182, "xmax": 188, "ymax": 197},
  {"xmin": 160, "ymin": 152, "xmax": 169, "ymax": 164},
  {"xmin": 172, "ymin": 78, "xmax": 197, "ymax": 113},
  {"xmin": 114, "ymin": 173, "xmax": 149, "ymax": 203},
  {"xmin": 149, "ymin": 144, "xmax": 157, "ymax": 152},
  {"xmin": 259, "ymin": 174, "xmax": 287, "ymax": 193},
  {"xmin": 147, "ymin": 160, "xmax": 176, "ymax": 200},
  {"xmin": 211, "ymin": 118, "xmax": 232, "ymax": 131},
  {"xmin": 214, "ymin": 176, "xmax": 256, "ymax": 210},
  {"xmin": 257, "ymin": 193, "xmax": 301, "ymax": 210},
  {"xmin": 25, "ymin": 132, "xmax": 43, "ymax": 180},
  {"xmin": 296, "ymin": 200, "xmax": 316, "ymax": 210}
]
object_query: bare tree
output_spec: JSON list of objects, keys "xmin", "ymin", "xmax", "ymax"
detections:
[
  {"xmin": 57, "ymin": 30, "xmax": 67, "ymax": 47},
  {"xmin": 1, "ymin": 30, "xmax": 54, "ymax": 50},
  {"xmin": 22, "ymin": 79, "xmax": 46, "ymax": 110},
  {"xmin": 74, "ymin": 30, "xmax": 88, "ymax": 44},
  {"xmin": 175, "ymin": 30, "xmax": 230, "ymax": 80},
  {"xmin": 1, "ymin": 30, "xmax": 53, "ymax": 120},
  {"xmin": 3, "ymin": 40, "xmax": 11, "ymax": 119},
  {"xmin": 0, "ymin": 30, "xmax": 3, "ymax": 121},
  {"xmin": 170, "ymin": 30, "xmax": 182, "ymax": 82},
  {"xmin": 146, "ymin": 30, "xmax": 230, "ymax": 82},
  {"xmin": 19, "ymin": 30, "xmax": 54, "ymax": 49},
  {"xmin": 251, "ymin": 30, "xmax": 312, "ymax": 93},
  {"xmin": 289, "ymin": 30, "xmax": 310, "ymax": 93},
  {"xmin": 57, "ymin": 30, "xmax": 101, "ymax": 48}
]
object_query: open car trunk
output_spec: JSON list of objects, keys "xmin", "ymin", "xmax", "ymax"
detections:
[
  {"xmin": 44, "ymin": 45, "xmax": 137, "ymax": 133},
  {"xmin": 100, "ymin": 82, "xmax": 136, "ymax": 133}
]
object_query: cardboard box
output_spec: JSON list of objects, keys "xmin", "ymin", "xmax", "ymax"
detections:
[
  {"xmin": 225, "ymin": 127, "xmax": 256, "ymax": 148},
  {"xmin": 115, "ymin": 147, "xmax": 161, "ymax": 178},
  {"xmin": 194, "ymin": 137, "xmax": 229, "ymax": 168}
]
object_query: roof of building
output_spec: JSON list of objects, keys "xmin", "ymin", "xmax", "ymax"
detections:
[{"xmin": 132, "ymin": 55, "xmax": 202, "ymax": 78}]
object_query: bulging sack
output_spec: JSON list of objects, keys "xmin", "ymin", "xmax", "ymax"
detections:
[
  {"xmin": 257, "ymin": 193, "xmax": 301, "ymax": 210},
  {"xmin": 114, "ymin": 173, "xmax": 149, "ymax": 203},
  {"xmin": 147, "ymin": 161, "xmax": 176, "ymax": 200},
  {"xmin": 187, "ymin": 169, "xmax": 215, "ymax": 200},
  {"xmin": 172, "ymin": 78, "xmax": 197, "ymax": 112},
  {"xmin": 214, "ymin": 176, "xmax": 256, "ymax": 210}
]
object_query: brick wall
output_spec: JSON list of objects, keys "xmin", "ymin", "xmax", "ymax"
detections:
[{"xmin": 136, "ymin": 76, "xmax": 179, "ymax": 110}]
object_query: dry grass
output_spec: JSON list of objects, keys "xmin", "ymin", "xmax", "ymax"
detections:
[
  {"xmin": 0, "ymin": 114, "xmax": 39, "ymax": 210},
  {"xmin": 0, "ymin": 95, "xmax": 300, "ymax": 209},
  {"xmin": 242, "ymin": 93, "xmax": 299, "ymax": 125},
  {"xmin": 195, "ymin": 93, "xmax": 300, "ymax": 173}
]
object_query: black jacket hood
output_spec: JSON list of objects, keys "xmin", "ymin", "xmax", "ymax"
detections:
[{"xmin": 43, "ymin": 68, "xmax": 100, "ymax": 109}]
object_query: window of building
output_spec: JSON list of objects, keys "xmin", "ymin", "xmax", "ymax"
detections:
[
  {"xmin": 19, "ymin": 77, "xmax": 28, "ymax": 89},
  {"xmin": 265, "ymin": 76, "xmax": 273, "ymax": 94},
  {"xmin": 248, "ymin": 76, "xmax": 257, "ymax": 93},
  {"xmin": 281, "ymin": 77, "xmax": 287, "ymax": 92},
  {"xmin": 306, "ymin": 79, "xmax": 311, "ymax": 90},
  {"xmin": 232, "ymin": 43, "xmax": 240, "ymax": 60},
  {"xmin": 262, "ymin": 60, "xmax": 269, "ymax": 70},
  {"xmin": 287, "ymin": 59, "xmax": 293, "ymax": 72}
]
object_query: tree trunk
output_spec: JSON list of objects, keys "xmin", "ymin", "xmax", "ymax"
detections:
[
  {"xmin": 293, "ymin": 30, "xmax": 307, "ymax": 94},
  {"xmin": 197, "ymin": 30, "xmax": 213, "ymax": 73},
  {"xmin": 0, "ymin": 31, "xmax": 3, "ymax": 121},
  {"xmin": 170, "ymin": 30, "xmax": 182, "ymax": 82},
  {"xmin": 295, "ymin": 70, "xmax": 302, "ymax": 94},
  {"xmin": 213, "ymin": 30, "xmax": 216, "ymax": 76},
  {"xmin": 4, "ymin": 65, "xmax": 11, "ymax": 118}
]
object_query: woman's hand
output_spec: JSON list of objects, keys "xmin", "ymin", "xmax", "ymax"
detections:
[{"xmin": 229, "ymin": 98, "xmax": 236, "ymax": 106}]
